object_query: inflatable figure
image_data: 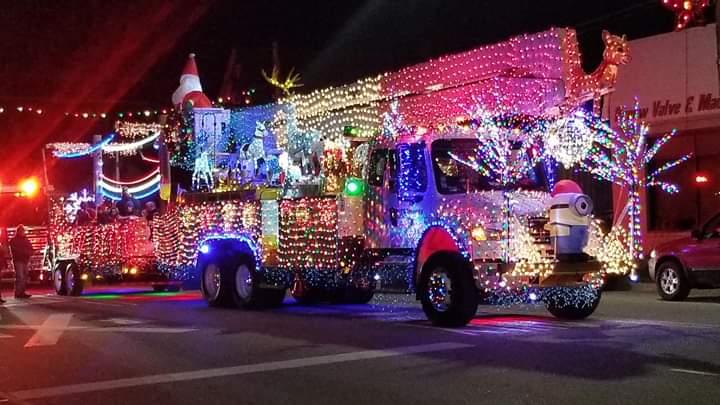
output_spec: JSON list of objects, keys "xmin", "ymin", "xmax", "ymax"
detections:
[{"xmin": 545, "ymin": 180, "xmax": 593, "ymax": 259}]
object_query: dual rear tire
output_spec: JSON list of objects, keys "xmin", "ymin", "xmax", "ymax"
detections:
[
  {"xmin": 200, "ymin": 255, "xmax": 286, "ymax": 309},
  {"xmin": 53, "ymin": 261, "xmax": 84, "ymax": 296}
]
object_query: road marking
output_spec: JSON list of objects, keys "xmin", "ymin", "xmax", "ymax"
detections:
[
  {"xmin": 10, "ymin": 342, "xmax": 472, "ymax": 400},
  {"xmin": 670, "ymin": 368, "xmax": 720, "ymax": 377},
  {"xmin": 0, "ymin": 333, "xmax": 12, "ymax": 339},
  {"xmin": 104, "ymin": 318, "xmax": 145, "ymax": 325},
  {"xmin": 24, "ymin": 313, "xmax": 73, "ymax": 348}
]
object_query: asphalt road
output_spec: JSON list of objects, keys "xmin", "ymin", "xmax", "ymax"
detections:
[{"xmin": 1, "ymin": 283, "xmax": 719, "ymax": 405}]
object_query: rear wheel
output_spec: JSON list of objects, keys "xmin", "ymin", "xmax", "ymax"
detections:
[
  {"xmin": 53, "ymin": 263, "xmax": 67, "ymax": 296},
  {"xmin": 656, "ymin": 261, "xmax": 690, "ymax": 301},
  {"xmin": 419, "ymin": 252, "xmax": 478, "ymax": 327},
  {"xmin": 544, "ymin": 285, "xmax": 601, "ymax": 320},
  {"xmin": 65, "ymin": 262, "xmax": 84, "ymax": 296},
  {"xmin": 200, "ymin": 262, "xmax": 234, "ymax": 307},
  {"xmin": 231, "ymin": 255, "xmax": 286, "ymax": 309}
]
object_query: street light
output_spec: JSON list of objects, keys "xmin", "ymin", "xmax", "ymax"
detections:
[{"xmin": 18, "ymin": 177, "xmax": 40, "ymax": 197}]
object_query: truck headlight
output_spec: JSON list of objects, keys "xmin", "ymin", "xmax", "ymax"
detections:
[
  {"xmin": 471, "ymin": 226, "xmax": 486, "ymax": 241},
  {"xmin": 650, "ymin": 249, "xmax": 657, "ymax": 259}
]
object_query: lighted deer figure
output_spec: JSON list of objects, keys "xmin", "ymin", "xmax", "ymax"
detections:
[{"xmin": 572, "ymin": 30, "xmax": 631, "ymax": 115}]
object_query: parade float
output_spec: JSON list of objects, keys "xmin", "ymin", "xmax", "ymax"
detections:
[
  {"xmin": 42, "ymin": 26, "xmax": 690, "ymax": 327},
  {"xmin": 144, "ymin": 26, "xmax": 646, "ymax": 327}
]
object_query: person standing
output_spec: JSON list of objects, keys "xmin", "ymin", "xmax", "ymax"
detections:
[{"xmin": 10, "ymin": 225, "xmax": 33, "ymax": 299}]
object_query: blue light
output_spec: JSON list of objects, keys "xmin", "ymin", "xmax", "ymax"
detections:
[
  {"xmin": 55, "ymin": 133, "xmax": 116, "ymax": 158},
  {"xmin": 199, "ymin": 244, "xmax": 210, "ymax": 254},
  {"xmin": 629, "ymin": 273, "xmax": 639, "ymax": 282}
]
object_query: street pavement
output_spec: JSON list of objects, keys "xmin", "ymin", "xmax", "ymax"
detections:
[{"xmin": 0, "ymin": 283, "xmax": 719, "ymax": 405}]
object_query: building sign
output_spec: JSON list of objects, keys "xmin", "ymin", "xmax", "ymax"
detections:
[{"xmin": 607, "ymin": 24, "xmax": 720, "ymax": 131}]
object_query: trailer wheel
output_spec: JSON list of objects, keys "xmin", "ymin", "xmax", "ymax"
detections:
[
  {"xmin": 200, "ymin": 262, "xmax": 234, "ymax": 307},
  {"xmin": 419, "ymin": 252, "xmax": 478, "ymax": 327},
  {"xmin": 65, "ymin": 262, "xmax": 84, "ymax": 296},
  {"xmin": 544, "ymin": 285, "xmax": 601, "ymax": 320},
  {"xmin": 53, "ymin": 263, "xmax": 67, "ymax": 296}
]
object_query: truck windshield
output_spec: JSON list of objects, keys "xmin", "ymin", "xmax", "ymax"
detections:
[{"xmin": 431, "ymin": 138, "xmax": 545, "ymax": 194}]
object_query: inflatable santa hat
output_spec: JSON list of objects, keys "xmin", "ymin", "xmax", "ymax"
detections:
[{"xmin": 171, "ymin": 53, "xmax": 212, "ymax": 110}]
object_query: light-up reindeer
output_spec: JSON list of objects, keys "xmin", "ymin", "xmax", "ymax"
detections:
[{"xmin": 572, "ymin": 30, "xmax": 631, "ymax": 115}]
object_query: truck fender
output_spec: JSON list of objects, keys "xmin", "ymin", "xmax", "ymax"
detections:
[
  {"xmin": 413, "ymin": 225, "xmax": 469, "ymax": 290},
  {"xmin": 197, "ymin": 233, "xmax": 262, "ymax": 269}
]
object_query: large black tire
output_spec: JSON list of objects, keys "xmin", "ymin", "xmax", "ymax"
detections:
[
  {"xmin": 65, "ymin": 262, "xmax": 84, "ymax": 296},
  {"xmin": 230, "ymin": 254, "xmax": 286, "ymax": 309},
  {"xmin": 200, "ymin": 261, "xmax": 235, "ymax": 307},
  {"xmin": 53, "ymin": 263, "xmax": 67, "ymax": 296},
  {"xmin": 544, "ymin": 285, "xmax": 601, "ymax": 320},
  {"xmin": 419, "ymin": 252, "xmax": 479, "ymax": 327},
  {"xmin": 656, "ymin": 261, "xmax": 690, "ymax": 301}
]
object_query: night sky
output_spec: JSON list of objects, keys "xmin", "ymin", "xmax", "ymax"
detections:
[{"xmin": 0, "ymin": 0, "xmax": 711, "ymax": 187}]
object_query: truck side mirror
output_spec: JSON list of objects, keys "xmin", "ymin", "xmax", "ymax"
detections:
[{"xmin": 691, "ymin": 229, "xmax": 703, "ymax": 240}]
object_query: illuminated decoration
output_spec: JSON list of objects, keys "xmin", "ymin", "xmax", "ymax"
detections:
[
  {"xmin": 63, "ymin": 190, "xmax": 95, "ymax": 223},
  {"xmin": 192, "ymin": 151, "xmax": 214, "ymax": 190},
  {"xmin": 450, "ymin": 110, "xmax": 540, "ymax": 187},
  {"xmin": 103, "ymin": 131, "xmax": 160, "ymax": 156},
  {"xmin": 396, "ymin": 142, "xmax": 427, "ymax": 201},
  {"xmin": 543, "ymin": 110, "xmax": 595, "ymax": 168},
  {"xmin": 343, "ymin": 177, "xmax": 364, "ymax": 197},
  {"xmin": 100, "ymin": 168, "xmax": 160, "ymax": 185},
  {"xmin": 49, "ymin": 134, "xmax": 115, "ymax": 158},
  {"xmin": 382, "ymin": 99, "xmax": 408, "ymax": 138},
  {"xmin": 585, "ymin": 220, "xmax": 635, "ymax": 275},
  {"xmin": 53, "ymin": 217, "xmax": 156, "ymax": 271},
  {"xmin": 583, "ymin": 100, "xmax": 692, "ymax": 258},
  {"xmin": 695, "ymin": 174, "xmax": 709, "ymax": 184},
  {"xmin": 262, "ymin": 66, "xmax": 304, "ymax": 96},
  {"xmin": 279, "ymin": 198, "xmax": 338, "ymax": 271},
  {"xmin": 322, "ymin": 146, "xmax": 346, "ymax": 194},
  {"xmin": 115, "ymin": 121, "xmax": 164, "ymax": 139},
  {"xmin": 563, "ymin": 30, "xmax": 631, "ymax": 116},
  {"xmin": 662, "ymin": 0, "xmax": 710, "ymax": 30}
]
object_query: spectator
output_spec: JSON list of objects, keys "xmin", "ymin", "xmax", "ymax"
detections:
[
  {"xmin": 75, "ymin": 202, "xmax": 91, "ymax": 226},
  {"xmin": 118, "ymin": 187, "xmax": 139, "ymax": 216},
  {"xmin": 142, "ymin": 201, "xmax": 158, "ymax": 221},
  {"xmin": 9, "ymin": 225, "xmax": 33, "ymax": 299}
]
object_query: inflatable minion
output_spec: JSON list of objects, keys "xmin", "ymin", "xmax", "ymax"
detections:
[{"xmin": 545, "ymin": 180, "xmax": 593, "ymax": 259}]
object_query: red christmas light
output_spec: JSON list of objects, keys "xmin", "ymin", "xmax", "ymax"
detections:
[{"xmin": 662, "ymin": 0, "xmax": 710, "ymax": 30}]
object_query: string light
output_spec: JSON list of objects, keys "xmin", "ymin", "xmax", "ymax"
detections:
[
  {"xmin": 49, "ymin": 134, "xmax": 115, "ymax": 158},
  {"xmin": 662, "ymin": 0, "xmax": 710, "ymax": 30},
  {"xmin": 582, "ymin": 99, "xmax": 692, "ymax": 259}
]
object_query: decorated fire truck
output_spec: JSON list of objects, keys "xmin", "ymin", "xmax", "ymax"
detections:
[{"xmin": 144, "ymin": 27, "xmax": 634, "ymax": 326}]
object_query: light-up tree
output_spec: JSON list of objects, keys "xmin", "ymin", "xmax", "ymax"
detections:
[{"xmin": 582, "ymin": 100, "xmax": 691, "ymax": 259}]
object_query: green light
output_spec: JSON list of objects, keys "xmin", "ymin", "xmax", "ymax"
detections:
[{"xmin": 344, "ymin": 177, "xmax": 364, "ymax": 196}]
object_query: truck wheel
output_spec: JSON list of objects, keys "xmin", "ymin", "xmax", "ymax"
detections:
[
  {"xmin": 544, "ymin": 285, "xmax": 601, "ymax": 320},
  {"xmin": 656, "ymin": 261, "xmax": 690, "ymax": 301},
  {"xmin": 230, "ymin": 255, "xmax": 283, "ymax": 309},
  {"xmin": 65, "ymin": 262, "xmax": 84, "ymax": 296},
  {"xmin": 200, "ymin": 262, "xmax": 234, "ymax": 307},
  {"xmin": 419, "ymin": 252, "xmax": 478, "ymax": 327},
  {"xmin": 53, "ymin": 263, "xmax": 67, "ymax": 296}
]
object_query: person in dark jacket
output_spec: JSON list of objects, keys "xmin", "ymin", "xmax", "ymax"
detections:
[{"xmin": 10, "ymin": 225, "xmax": 33, "ymax": 299}]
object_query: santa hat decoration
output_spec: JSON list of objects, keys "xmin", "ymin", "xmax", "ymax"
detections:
[
  {"xmin": 172, "ymin": 53, "xmax": 212, "ymax": 109},
  {"xmin": 551, "ymin": 179, "xmax": 583, "ymax": 196}
]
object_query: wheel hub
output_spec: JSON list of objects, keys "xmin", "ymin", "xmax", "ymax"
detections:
[
  {"xmin": 235, "ymin": 264, "xmax": 253, "ymax": 300},
  {"xmin": 660, "ymin": 268, "xmax": 679, "ymax": 295},
  {"xmin": 54, "ymin": 269, "xmax": 63, "ymax": 291},
  {"xmin": 427, "ymin": 269, "xmax": 452, "ymax": 312},
  {"xmin": 204, "ymin": 264, "xmax": 221, "ymax": 299}
]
